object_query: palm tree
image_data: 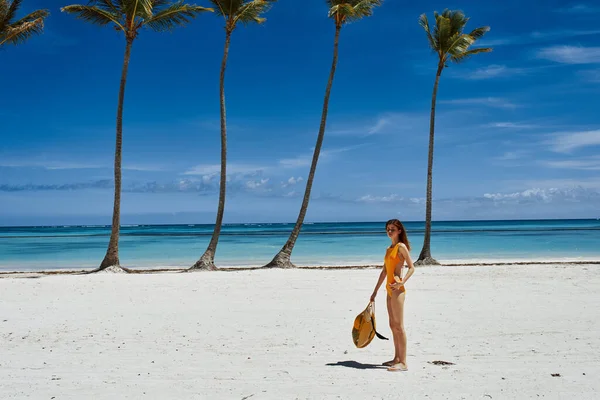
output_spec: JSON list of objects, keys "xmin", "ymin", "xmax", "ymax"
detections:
[
  {"xmin": 0, "ymin": 0, "xmax": 49, "ymax": 48},
  {"xmin": 262, "ymin": 0, "xmax": 382, "ymax": 269},
  {"xmin": 189, "ymin": 0, "xmax": 276, "ymax": 271},
  {"xmin": 62, "ymin": 0, "xmax": 212, "ymax": 272},
  {"xmin": 415, "ymin": 9, "xmax": 491, "ymax": 266}
]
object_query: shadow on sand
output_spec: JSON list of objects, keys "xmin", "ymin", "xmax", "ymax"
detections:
[{"xmin": 325, "ymin": 360, "xmax": 385, "ymax": 370}]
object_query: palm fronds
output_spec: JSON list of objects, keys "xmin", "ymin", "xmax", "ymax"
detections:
[
  {"xmin": 205, "ymin": 0, "xmax": 275, "ymax": 30},
  {"xmin": 121, "ymin": 0, "xmax": 154, "ymax": 20},
  {"xmin": 146, "ymin": 2, "xmax": 212, "ymax": 32},
  {"xmin": 420, "ymin": 8, "xmax": 491, "ymax": 65},
  {"xmin": 0, "ymin": 0, "xmax": 49, "ymax": 47},
  {"xmin": 234, "ymin": 0, "xmax": 276, "ymax": 26},
  {"xmin": 418, "ymin": 14, "xmax": 437, "ymax": 52},
  {"xmin": 449, "ymin": 46, "xmax": 492, "ymax": 63},
  {"xmin": 208, "ymin": 0, "xmax": 243, "ymax": 18},
  {"xmin": 62, "ymin": 0, "xmax": 212, "ymax": 37},
  {"xmin": 4, "ymin": 0, "xmax": 22, "ymax": 25},
  {"xmin": 328, "ymin": 0, "xmax": 382, "ymax": 25},
  {"xmin": 94, "ymin": 0, "xmax": 122, "ymax": 15},
  {"xmin": 61, "ymin": 5, "xmax": 124, "ymax": 30}
]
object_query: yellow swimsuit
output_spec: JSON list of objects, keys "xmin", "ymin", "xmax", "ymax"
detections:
[{"xmin": 384, "ymin": 243, "xmax": 406, "ymax": 297}]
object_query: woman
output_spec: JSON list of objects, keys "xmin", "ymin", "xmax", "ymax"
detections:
[{"xmin": 370, "ymin": 219, "xmax": 415, "ymax": 371}]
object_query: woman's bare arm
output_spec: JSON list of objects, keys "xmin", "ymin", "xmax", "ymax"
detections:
[
  {"xmin": 398, "ymin": 243, "xmax": 415, "ymax": 284},
  {"xmin": 370, "ymin": 266, "xmax": 386, "ymax": 302}
]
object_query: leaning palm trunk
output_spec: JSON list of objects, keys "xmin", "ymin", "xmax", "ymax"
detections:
[
  {"xmin": 263, "ymin": 26, "xmax": 341, "ymax": 269},
  {"xmin": 416, "ymin": 9, "xmax": 491, "ymax": 266},
  {"xmin": 416, "ymin": 62, "xmax": 442, "ymax": 266},
  {"xmin": 190, "ymin": 30, "xmax": 232, "ymax": 271},
  {"xmin": 62, "ymin": 1, "xmax": 212, "ymax": 273},
  {"xmin": 96, "ymin": 38, "xmax": 133, "ymax": 273}
]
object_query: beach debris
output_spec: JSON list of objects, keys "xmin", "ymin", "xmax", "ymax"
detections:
[
  {"xmin": 428, "ymin": 360, "xmax": 455, "ymax": 366},
  {"xmin": 97, "ymin": 265, "xmax": 127, "ymax": 274},
  {"xmin": 551, "ymin": 373, "xmax": 561, "ymax": 377},
  {"xmin": 484, "ymin": 395, "xmax": 492, "ymax": 399},
  {"xmin": 241, "ymin": 395, "xmax": 255, "ymax": 400}
]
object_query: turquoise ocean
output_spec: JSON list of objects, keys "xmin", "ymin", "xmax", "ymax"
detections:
[{"xmin": 1, "ymin": 219, "xmax": 599, "ymax": 272}]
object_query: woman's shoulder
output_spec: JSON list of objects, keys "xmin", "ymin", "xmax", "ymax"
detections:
[{"xmin": 395, "ymin": 242, "xmax": 408, "ymax": 251}]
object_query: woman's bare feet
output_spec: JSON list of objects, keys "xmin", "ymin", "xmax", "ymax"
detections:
[{"xmin": 387, "ymin": 362, "xmax": 408, "ymax": 372}]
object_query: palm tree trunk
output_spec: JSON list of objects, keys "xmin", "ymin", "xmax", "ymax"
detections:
[
  {"xmin": 190, "ymin": 29, "xmax": 232, "ymax": 271},
  {"xmin": 416, "ymin": 62, "xmax": 443, "ymax": 266},
  {"xmin": 263, "ymin": 25, "xmax": 342, "ymax": 269},
  {"xmin": 96, "ymin": 38, "xmax": 133, "ymax": 273}
]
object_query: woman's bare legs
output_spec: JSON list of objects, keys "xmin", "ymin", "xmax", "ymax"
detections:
[
  {"xmin": 388, "ymin": 291, "xmax": 407, "ymax": 370},
  {"xmin": 383, "ymin": 295, "xmax": 397, "ymax": 366}
]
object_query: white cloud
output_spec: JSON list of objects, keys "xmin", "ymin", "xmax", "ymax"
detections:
[
  {"xmin": 539, "ymin": 157, "xmax": 600, "ymax": 171},
  {"xmin": 480, "ymin": 29, "xmax": 600, "ymax": 47},
  {"xmin": 545, "ymin": 129, "xmax": 600, "ymax": 152},
  {"xmin": 529, "ymin": 29, "xmax": 600, "ymax": 40},
  {"xmin": 245, "ymin": 179, "xmax": 270, "ymax": 190},
  {"xmin": 494, "ymin": 150, "xmax": 531, "ymax": 161},
  {"xmin": 0, "ymin": 160, "xmax": 166, "ymax": 171},
  {"xmin": 483, "ymin": 187, "xmax": 600, "ymax": 203},
  {"xmin": 439, "ymin": 97, "xmax": 519, "ymax": 109},
  {"xmin": 329, "ymin": 113, "xmax": 426, "ymax": 137},
  {"xmin": 462, "ymin": 65, "xmax": 526, "ymax": 80},
  {"xmin": 278, "ymin": 145, "xmax": 361, "ymax": 169},
  {"xmin": 357, "ymin": 194, "xmax": 402, "ymax": 203},
  {"xmin": 282, "ymin": 176, "xmax": 304, "ymax": 187},
  {"xmin": 555, "ymin": 4, "xmax": 600, "ymax": 13},
  {"xmin": 536, "ymin": 46, "xmax": 600, "ymax": 64},
  {"xmin": 367, "ymin": 117, "xmax": 391, "ymax": 135},
  {"xmin": 278, "ymin": 155, "xmax": 312, "ymax": 168},
  {"xmin": 503, "ymin": 178, "xmax": 600, "ymax": 191},
  {"xmin": 123, "ymin": 164, "xmax": 165, "ymax": 172},
  {"xmin": 0, "ymin": 161, "xmax": 102, "ymax": 170},
  {"xmin": 283, "ymin": 190, "xmax": 299, "ymax": 198},
  {"xmin": 484, "ymin": 122, "xmax": 539, "ymax": 129},
  {"xmin": 183, "ymin": 163, "xmax": 266, "ymax": 176}
]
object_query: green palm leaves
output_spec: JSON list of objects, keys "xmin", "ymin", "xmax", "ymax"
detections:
[
  {"xmin": 0, "ymin": 0, "xmax": 49, "ymax": 47},
  {"xmin": 61, "ymin": 0, "xmax": 212, "ymax": 38},
  {"xmin": 189, "ymin": 0, "xmax": 275, "ymax": 270},
  {"xmin": 207, "ymin": 0, "xmax": 275, "ymax": 30},
  {"xmin": 61, "ymin": 0, "xmax": 212, "ymax": 271},
  {"xmin": 327, "ymin": 0, "xmax": 382, "ymax": 26},
  {"xmin": 262, "ymin": 0, "xmax": 382, "ymax": 269},
  {"xmin": 415, "ymin": 9, "xmax": 491, "ymax": 266},
  {"xmin": 419, "ymin": 9, "xmax": 491, "ymax": 67}
]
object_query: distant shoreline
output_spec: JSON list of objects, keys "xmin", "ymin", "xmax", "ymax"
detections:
[
  {"xmin": 1, "ymin": 259, "xmax": 599, "ymax": 277},
  {"xmin": 1, "ymin": 217, "xmax": 599, "ymax": 229}
]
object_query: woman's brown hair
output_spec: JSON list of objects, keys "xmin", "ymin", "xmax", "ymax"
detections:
[{"xmin": 386, "ymin": 219, "xmax": 411, "ymax": 251}]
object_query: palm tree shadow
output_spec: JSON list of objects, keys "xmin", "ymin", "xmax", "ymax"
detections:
[{"xmin": 326, "ymin": 360, "xmax": 385, "ymax": 370}]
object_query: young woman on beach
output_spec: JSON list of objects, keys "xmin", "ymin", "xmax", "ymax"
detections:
[{"xmin": 370, "ymin": 219, "xmax": 415, "ymax": 371}]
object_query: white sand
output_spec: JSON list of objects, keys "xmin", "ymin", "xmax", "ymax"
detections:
[{"xmin": 1, "ymin": 264, "xmax": 599, "ymax": 399}]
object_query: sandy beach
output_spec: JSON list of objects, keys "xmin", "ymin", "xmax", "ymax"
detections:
[{"xmin": 1, "ymin": 264, "xmax": 599, "ymax": 399}]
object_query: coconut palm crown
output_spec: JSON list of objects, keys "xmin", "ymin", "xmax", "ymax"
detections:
[
  {"xmin": 0, "ymin": 0, "xmax": 49, "ymax": 48},
  {"xmin": 261, "ymin": 0, "xmax": 382, "ymax": 269},
  {"xmin": 62, "ymin": 0, "xmax": 212, "ymax": 272},
  {"xmin": 416, "ymin": 9, "xmax": 491, "ymax": 266}
]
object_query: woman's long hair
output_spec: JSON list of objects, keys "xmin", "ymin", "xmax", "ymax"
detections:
[{"xmin": 386, "ymin": 219, "xmax": 411, "ymax": 251}]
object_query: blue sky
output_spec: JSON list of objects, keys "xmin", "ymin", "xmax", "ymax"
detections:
[{"xmin": 1, "ymin": 0, "xmax": 599, "ymax": 225}]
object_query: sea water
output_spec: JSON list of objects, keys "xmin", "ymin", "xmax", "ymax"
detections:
[{"xmin": 0, "ymin": 219, "xmax": 599, "ymax": 271}]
